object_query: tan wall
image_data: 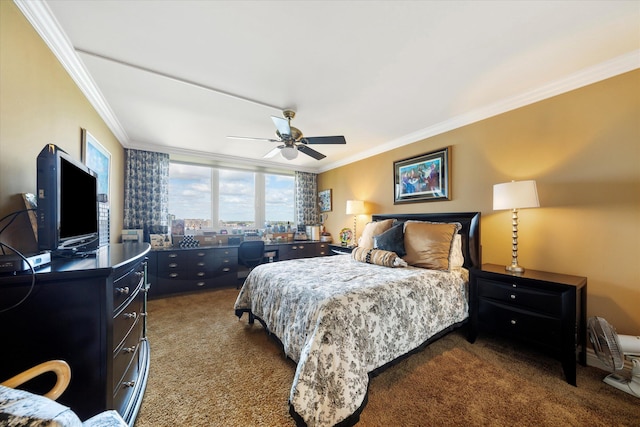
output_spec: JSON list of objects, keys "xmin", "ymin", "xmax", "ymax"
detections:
[
  {"xmin": 0, "ymin": 1, "xmax": 124, "ymax": 250},
  {"xmin": 319, "ymin": 70, "xmax": 640, "ymax": 334}
]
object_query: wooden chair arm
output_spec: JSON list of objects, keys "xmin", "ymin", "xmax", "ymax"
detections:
[{"xmin": 1, "ymin": 360, "xmax": 71, "ymax": 400}]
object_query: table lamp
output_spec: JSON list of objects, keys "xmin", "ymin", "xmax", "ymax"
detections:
[
  {"xmin": 493, "ymin": 180, "xmax": 539, "ymax": 273},
  {"xmin": 346, "ymin": 200, "xmax": 365, "ymax": 246}
]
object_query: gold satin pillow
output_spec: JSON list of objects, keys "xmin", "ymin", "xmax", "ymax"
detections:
[
  {"xmin": 402, "ymin": 221, "xmax": 460, "ymax": 270},
  {"xmin": 358, "ymin": 219, "xmax": 395, "ymax": 249}
]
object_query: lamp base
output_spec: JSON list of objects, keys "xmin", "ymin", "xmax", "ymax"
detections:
[{"xmin": 506, "ymin": 263, "xmax": 525, "ymax": 274}]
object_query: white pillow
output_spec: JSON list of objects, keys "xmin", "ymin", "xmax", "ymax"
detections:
[{"xmin": 449, "ymin": 234, "xmax": 464, "ymax": 270}]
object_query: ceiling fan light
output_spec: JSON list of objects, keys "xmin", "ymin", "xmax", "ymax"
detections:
[{"xmin": 281, "ymin": 146, "xmax": 298, "ymax": 160}]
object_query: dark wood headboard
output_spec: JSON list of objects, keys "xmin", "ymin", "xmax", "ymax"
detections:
[{"xmin": 371, "ymin": 212, "xmax": 481, "ymax": 269}]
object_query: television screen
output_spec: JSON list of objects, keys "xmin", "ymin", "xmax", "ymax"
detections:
[
  {"xmin": 37, "ymin": 144, "xmax": 99, "ymax": 255},
  {"xmin": 59, "ymin": 156, "xmax": 98, "ymax": 240}
]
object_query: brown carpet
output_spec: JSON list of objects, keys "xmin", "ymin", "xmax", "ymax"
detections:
[{"xmin": 135, "ymin": 288, "xmax": 638, "ymax": 426}]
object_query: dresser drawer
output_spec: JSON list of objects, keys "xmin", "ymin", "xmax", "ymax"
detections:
[
  {"xmin": 113, "ymin": 289, "xmax": 144, "ymax": 350},
  {"xmin": 113, "ymin": 319, "xmax": 142, "ymax": 390},
  {"xmin": 156, "ymin": 251, "xmax": 189, "ymax": 273},
  {"xmin": 211, "ymin": 247, "xmax": 238, "ymax": 258},
  {"xmin": 113, "ymin": 350, "xmax": 141, "ymax": 417},
  {"xmin": 477, "ymin": 278, "xmax": 562, "ymax": 317},
  {"xmin": 113, "ymin": 264, "xmax": 145, "ymax": 313},
  {"xmin": 317, "ymin": 242, "xmax": 330, "ymax": 256},
  {"xmin": 478, "ymin": 299, "xmax": 562, "ymax": 348}
]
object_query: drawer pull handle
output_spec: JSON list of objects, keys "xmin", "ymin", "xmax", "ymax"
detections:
[
  {"xmin": 122, "ymin": 346, "xmax": 135, "ymax": 353},
  {"xmin": 169, "ymin": 263, "xmax": 178, "ymax": 268},
  {"xmin": 510, "ymin": 319, "xmax": 517, "ymax": 325},
  {"xmin": 196, "ymin": 282, "xmax": 205, "ymax": 287},
  {"xmin": 510, "ymin": 294, "xmax": 517, "ymax": 300},
  {"xmin": 168, "ymin": 254, "xmax": 178, "ymax": 258},
  {"xmin": 512, "ymin": 284, "xmax": 517, "ymax": 288},
  {"xmin": 197, "ymin": 262, "xmax": 205, "ymax": 266},
  {"xmin": 223, "ymin": 267, "xmax": 230, "ymax": 272},
  {"xmin": 124, "ymin": 312, "xmax": 137, "ymax": 320},
  {"xmin": 169, "ymin": 273, "xmax": 178, "ymax": 278},
  {"xmin": 115, "ymin": 287, "xmax": 129, "ymax": 296},
  {"xmin": 197, "ymin": 272, "xmax": 205, "ymax": 277},
  {"xmin": 123, "ymin": 381, "xmax": 135, "ymax": 388},
  {"xmin": 197, "ymin": 252, "xmax": 205, "ymax": 257}
]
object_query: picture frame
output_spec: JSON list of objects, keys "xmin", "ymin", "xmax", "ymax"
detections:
[
  {"xmin": 318, "ymin": 189, "xmax": 332, "ymax": 212},
  {"xmin": 393, "ymin": 146, "xmax": 451, "ymax": 204},
  {"xmin": 82, "ymin": 128, "xmax": 111, "ymax": 203}
]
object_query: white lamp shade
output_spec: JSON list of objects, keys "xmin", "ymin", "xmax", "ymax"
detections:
[
  {"xmin": 493, "ymin": 180, "xmax": 540, "ymax": 210},
  {"xmin": 281, "ymin": 146, "xmax": 298, "ymax": 160},
  {"xmin": 346, "ymin": 200, "xmax": 365, "ymax": 215}
]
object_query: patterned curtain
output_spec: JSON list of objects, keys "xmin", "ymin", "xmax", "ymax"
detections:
[
  {"xmin": 295, "ymin": 171, "xmax": 319, "ymax": 226},
  {"xmin": 124, "ymin": 149, "xmax": 170, "ymax": 240}
]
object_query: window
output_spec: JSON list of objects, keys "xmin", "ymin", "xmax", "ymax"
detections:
[
  {"xmin": 168, "ymin": 162, "xmax": 294, "ymax": 233},
  {"xmin": 265, "ymin": 173, "xmax": 295, "ymax": 228}
]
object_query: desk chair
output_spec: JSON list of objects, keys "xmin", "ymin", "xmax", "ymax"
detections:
[{"xmin": 238, "ymin": 240, "xmax": 265, "ymax": 287}]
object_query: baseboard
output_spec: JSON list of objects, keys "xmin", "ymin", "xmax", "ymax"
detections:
[{"xmin": 586, "ymin": 347, "xmax": 633, "ymax": 374}]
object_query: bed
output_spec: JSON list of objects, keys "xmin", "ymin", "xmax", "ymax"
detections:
[{"xmin": 234, "ymin": 212, "xmax": 480, "ymax": 427}]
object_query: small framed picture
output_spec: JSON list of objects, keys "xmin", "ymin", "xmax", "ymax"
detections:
[
  {"xmin": 318, "ymin": 189, "xmax": 332, "ymax": 212},
  {"xmin": 394, "ymin": 146, "xmax": 451, "ymax": 204},
  {"xmin": 82, "ymin": 128, "xmax": 111, "ymax": 203}
]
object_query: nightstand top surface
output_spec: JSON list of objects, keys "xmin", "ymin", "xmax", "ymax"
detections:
[{"xmin": 477, "ymin": 263, "xmax": 587, "ymax": 288}]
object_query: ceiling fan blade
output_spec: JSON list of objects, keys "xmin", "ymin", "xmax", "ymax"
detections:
[
  {"xmin": 297, "ymin": 144, "xmax": 326, "ymax": 160},
  {"xmin": 227, "ymin": 135, "xmax": 280, "ymax": 143},
  {"xmin": 302, "ymin": 136, "xmax": 346, "ymax": 145},
  {"xmin": 263, "ymin": 146, "xmax": 282, "ymax": 158},
  {"xmin": 271, "ymin": 116, "xmax": 291, "ymax": 136}
]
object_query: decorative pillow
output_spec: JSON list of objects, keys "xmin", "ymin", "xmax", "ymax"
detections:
[
  {"xmin": 402, "ymin": 221, "xmax": 461, "ymax": 270},
  {"xmin": 357, "ymin": 219, "xmax": 395, "ymax": 249},
  {"xmin": 374, "ymin": 223, "xmax": 406, "ymax": 257},
  {"xmin": 450, "ymin": 233, "xmax": 465, "ymax": 270},
  {"xmin": 352, "ymin": 247, "xmax": 408, "ymax": 268}
]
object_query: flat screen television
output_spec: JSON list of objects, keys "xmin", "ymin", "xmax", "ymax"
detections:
[{"xmin": 37, "ymin": 143, "xmax": 99, "ymax": 256}]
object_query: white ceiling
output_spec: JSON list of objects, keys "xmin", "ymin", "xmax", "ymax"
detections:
[{"xmin": 18, "ymin": 1, "xmax": 640, "ymax": 173}]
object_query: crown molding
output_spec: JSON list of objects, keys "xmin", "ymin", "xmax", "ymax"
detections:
[
  {"xmin": 319, "ymin": 50, "xmax": 640, "ymax": 173},
  {"xmin": 14, "ymin": 0, "xmax": 130, "ymax": 145}
]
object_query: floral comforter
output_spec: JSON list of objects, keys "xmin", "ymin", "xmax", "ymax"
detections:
[{"xmin": 234, "ymin": 254, "xmax": 469, "ymax": 427}]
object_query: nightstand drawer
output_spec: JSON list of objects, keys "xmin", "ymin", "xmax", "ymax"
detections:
[
  {"xmin": 478, "ymin": 299, "xmax": 562, "ymax": 348},
  {"xmin": 477, "ymin": 278, "xmax": 562, "ymax": 316}
]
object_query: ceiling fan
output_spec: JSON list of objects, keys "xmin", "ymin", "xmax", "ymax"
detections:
[{"xmin": 227, "ymin": 110, "xmax": 346, "ymax": 160}]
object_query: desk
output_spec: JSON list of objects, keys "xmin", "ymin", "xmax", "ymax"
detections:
[{"xmin": 147, "ymin": 241, "xmax": 330, "ymax": 298}]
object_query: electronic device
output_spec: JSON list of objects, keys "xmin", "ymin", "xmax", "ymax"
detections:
[
  {"xmin": 0, "ymin": 252, "xmax": 51, "ymax": 274},
  {"xmin": 37, "ymin": 144, "xmax": 99, "ymax": 256},
  {"xmin": 588, "ymin": 316, "xmax": 640, "ymax": 398}
]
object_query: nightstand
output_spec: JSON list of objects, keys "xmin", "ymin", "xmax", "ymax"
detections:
[
  {"xmin": 328, "ymin": 244, "xmax": 354, "ymax": 255},
  {"xmin": 468, "ymin": 263, "xmax": 587, "ymax": 386}
]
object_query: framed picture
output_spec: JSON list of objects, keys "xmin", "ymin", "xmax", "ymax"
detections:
[
  {"xmin": 393, "ymin": 146, "xmax": 451, "ymax": 204},
  {"xmin": 318, "ymin": 189, "xmax": 332, "ymax": 212},
  {"xmin": 82, "ymin": 128, "xmax": 111, "ymax": 203}
]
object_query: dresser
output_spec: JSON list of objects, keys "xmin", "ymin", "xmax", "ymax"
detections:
[
  {"xmin": 0, "ymin": 243, "xmax": 150, "ymax": 423},
  {"xmin": 147, "ymin": 246, "xmax": 238, "ymax": 298},
  {"xmin": 467, "ymin": 263, "xmax": 587, "ymax": 385}
]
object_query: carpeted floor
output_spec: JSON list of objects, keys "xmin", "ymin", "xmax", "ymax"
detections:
[{"xmin": 134, "ymin": 288, "xmax": 638, "ymax": 426}]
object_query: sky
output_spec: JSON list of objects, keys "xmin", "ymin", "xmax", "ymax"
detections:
[{"xmin": 168, "ymin": 163, "xmax": 294, "ymax": 224}]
